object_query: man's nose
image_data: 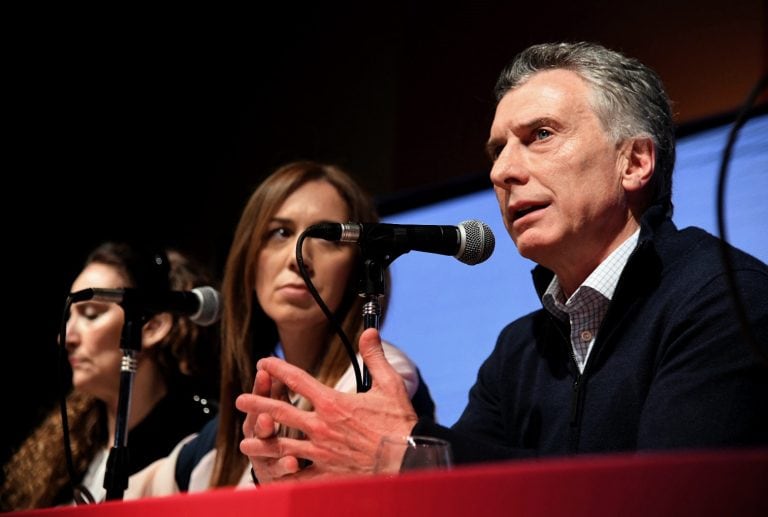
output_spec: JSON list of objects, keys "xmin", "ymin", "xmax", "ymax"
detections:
[{"xmin": 490, "ymin": 144, "xmax": 529, "ymax": 189}]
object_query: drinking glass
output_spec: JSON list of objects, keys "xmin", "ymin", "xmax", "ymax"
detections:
[{"xmin": 373, "ymin": 435, "xmax": 453, "ymax": 474}]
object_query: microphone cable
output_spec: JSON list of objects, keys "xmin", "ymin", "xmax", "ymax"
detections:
[
  {"xmin": 295, "ymin": 230, "xmax": 365, "ymax": 393},
  {"xmin": 716, "ymin": 72, "xmax": 768, "ymax": 366}
]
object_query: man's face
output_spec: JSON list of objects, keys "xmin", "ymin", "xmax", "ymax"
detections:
[{"xmin": 488, "ymin": 69, "xmax": 634, "ymax": 281}]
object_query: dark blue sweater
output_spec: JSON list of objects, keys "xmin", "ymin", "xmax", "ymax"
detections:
[{"xmin": 414, "ymin": 205, "xmax": 768, "ymax": 463}]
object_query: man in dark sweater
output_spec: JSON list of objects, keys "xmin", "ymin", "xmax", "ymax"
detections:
[{"xmin": 236, "ymin": 42, "xmax": 768, "ymax": 481}]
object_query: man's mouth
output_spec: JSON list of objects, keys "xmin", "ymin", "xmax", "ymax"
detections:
[{"xmin": 514, "ymin": 205, "xmax": 547, "ymax": 221}]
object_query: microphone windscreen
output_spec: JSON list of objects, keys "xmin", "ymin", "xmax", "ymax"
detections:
[
  {"xmin": 457, "ymin": 220, "xmax": 495, "ymax": 265},
  {"xmin": 190, "ymin": 286, "xmax": 222, "ymax": 326}
]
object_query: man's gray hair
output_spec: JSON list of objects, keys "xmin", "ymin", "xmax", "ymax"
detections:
[{"xmin": 495, "ymin": 42, "xmax": 675, "ymax": 215}]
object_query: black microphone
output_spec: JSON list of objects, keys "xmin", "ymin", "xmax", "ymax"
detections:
[
  {"xmin": 305, "ymin": 220, "xmax": 495, "ymax": 265},
  {"xmin": 69, "ymin": 286, "xmax": 222, "ymax": 326}
]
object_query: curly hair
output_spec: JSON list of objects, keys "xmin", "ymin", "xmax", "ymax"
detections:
[{"xmin": 0, "ymin": 243, "xmax": 219, "ymax": 510}]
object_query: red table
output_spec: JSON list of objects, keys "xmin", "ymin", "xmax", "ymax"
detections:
[{"xmin": 11, "ymin": 448, "xmax": 768, "ymax": 516}]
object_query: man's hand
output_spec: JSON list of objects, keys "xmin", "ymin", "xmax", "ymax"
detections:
[
  {"xmin": 236, "ymin": 328, "xmax": 418, "ymax": 482},
  {"xmin": 240, "ymin": 368, "xmax": 303, "ymax": 482}
]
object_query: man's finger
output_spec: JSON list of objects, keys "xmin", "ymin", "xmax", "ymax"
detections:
[
  {"xmin": 359, "ymin": 328, "xmax": 406, "ymax": 392},
  {"xmin": 243, "ymin": 410, "xmax": 274, "ymax": 440},
  {"xmin": 256, "ymin": 357, "xmax": 330, "ymax": 405},
  {"xmin": 240, "ymin": 435, "xmax": 317, "ymax": 461},
  {"xmin": 235, "ymin": 393, "xmax": 313, "ymax": 434},
  {"xmin": 254, "ymin": 412, "xmax": 277, "ymax": 439},
  {"xmin": 253, "ymin": 369, "xmax": 271, "ymax": 396}
]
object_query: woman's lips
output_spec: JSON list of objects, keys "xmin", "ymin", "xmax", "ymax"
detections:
[
  {"xmin": 278, "ymin": 284, "xmax": 312, "ymax": 300},
  {"xmin": 280, "ymin": 283, "xmax": 309, "ymax": 291}
]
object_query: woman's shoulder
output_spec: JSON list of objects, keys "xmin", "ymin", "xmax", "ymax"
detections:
[
  {"xmin": 126, "ymin": 392, "xmax": 215, "ymax": 476},
  {"xmin": 380, "ymin": 340, "xmax": 416, "ymax": 366},
  {"xmin": 175, "ymin": 417, "xmax": 219, "ymax": 491}
]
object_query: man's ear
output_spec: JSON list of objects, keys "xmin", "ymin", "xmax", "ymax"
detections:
[
  {"xmin": 621, "ymin": 137, "xmax": 655, "ymax": 193},
  {"xmin": 142, "ymin": 312, "xmax": 173, "ymax": 349}
]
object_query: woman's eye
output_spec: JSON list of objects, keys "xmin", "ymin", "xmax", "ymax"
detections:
[
  {"xmin": 317, "ymin": 238, "xmax": 345, "ymax": 250},
  {"xmin": 72, "ymin": 303, "xmax": 106, "ymax": 321},
  {"xmin": 266, "ymin": 227, "xmax": 292, "ymax": 240}
]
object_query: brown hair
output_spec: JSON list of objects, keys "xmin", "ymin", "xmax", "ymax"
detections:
[{"xmin": 212, "ymin": 161, "xmax": 383, "ymax": 486}]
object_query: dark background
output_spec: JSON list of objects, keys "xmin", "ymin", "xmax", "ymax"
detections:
[{"xmin": 4, "ymin": 1, "xmax": 766, "ymax": 468}]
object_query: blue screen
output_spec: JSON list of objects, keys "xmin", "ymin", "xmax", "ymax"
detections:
[{"xmin": 380, "ymin": 114, "xmax": 768, "ymax": 426}]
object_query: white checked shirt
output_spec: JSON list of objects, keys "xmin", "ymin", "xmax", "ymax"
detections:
[{"xmin": 542, "ymin": 230, "xmax": 640, "ymax": 373}]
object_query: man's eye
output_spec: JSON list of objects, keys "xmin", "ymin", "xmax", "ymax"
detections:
[
  {"xmin": 488, "ymin": 145, "xmax": 504, "ymax": 161},
  {"xmin": 535, "ymin": 128, "xmax": 552, "ymax": 140}
]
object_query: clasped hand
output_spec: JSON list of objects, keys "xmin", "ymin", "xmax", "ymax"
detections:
[{"xmin": 235, "ymin": 328, "xmax": 418, "ymax": 483}]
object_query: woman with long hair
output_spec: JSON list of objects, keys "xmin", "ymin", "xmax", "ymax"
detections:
[{"xmin": 126, "ymin": 161, "xmax": 434, "ymax": 495}]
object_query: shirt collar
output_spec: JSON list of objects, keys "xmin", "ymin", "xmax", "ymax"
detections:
[{"xmin": 543, "ymin": 229, "xmax": 640, "ymax": 316}]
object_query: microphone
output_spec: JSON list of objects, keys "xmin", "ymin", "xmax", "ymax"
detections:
[
  {"xmin": 69, "ymin": 286, "xmax": 222, "ymax": 326},
  {"xmin": 305, "ymin": 220, "xmax": 495, "ymax": 265}
]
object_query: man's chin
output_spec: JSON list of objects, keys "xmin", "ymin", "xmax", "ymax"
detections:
[{"xmin": 514, "ymin": 235, "xmax": 554, "ymax": 264}]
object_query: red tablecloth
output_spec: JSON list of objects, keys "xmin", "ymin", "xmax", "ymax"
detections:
[{"xmin": 10, "ymin": 448, "xmax": 768, "ymax": 516}]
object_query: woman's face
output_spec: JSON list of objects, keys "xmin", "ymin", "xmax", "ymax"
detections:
[
  {"xmin": 255, "ymin": 180, "xmax": 356, "ymax": 330},
  {"xmin": 65, "ymin": 263, "xmax": 126, "ymax": 402}
]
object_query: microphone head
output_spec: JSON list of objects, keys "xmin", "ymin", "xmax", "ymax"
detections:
[
  {"xmin": 456, "ymin": 220, "xmax": 495, "ymax": 265},
  {"xmin": 190, "ymin": 286, "xmax": 222, "ymax": 326}
]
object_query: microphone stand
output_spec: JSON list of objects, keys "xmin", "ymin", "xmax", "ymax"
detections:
[
  {"xmin": 103, "ymin": 303, "xmax": 145, "ymax": 501},
  {"xmin": 357, "ymin": 253, "xmax": 391, "ymax": 392}
]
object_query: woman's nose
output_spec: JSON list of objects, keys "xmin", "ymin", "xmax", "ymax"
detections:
[
  {"xmin": 290, "ymin": 235, "xmax": 314, "ymax": 275},
  {"xmin": 63, "ymin": 316, "xmax": 80, "ymax": 350}
]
